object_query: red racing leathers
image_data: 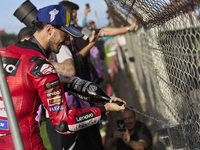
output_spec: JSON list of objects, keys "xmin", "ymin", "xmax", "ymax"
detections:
[{"xmin": 0, "ymin": 42, "xmax": 106, "ymax": 150}]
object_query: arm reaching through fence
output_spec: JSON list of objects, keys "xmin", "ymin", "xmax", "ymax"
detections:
[{"xmin": 99, "ymin": 15, "xmax": 137, "ymax": 37}]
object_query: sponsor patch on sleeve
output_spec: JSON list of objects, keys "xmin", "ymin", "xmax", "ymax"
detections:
[
  {"xmin": 68, "ymin": 116, "xmax": 101, "ymax": 131},
  {"xmin": 44, "ymin": 79, "xmax": 60, "ymax": 89},
  {"xmin": 48, "ymin": 97, "xmax": 63, "ymax": 106},
  {"xmin": 30, "ymin": 56, "xmax": 57, "ymax": 77},
  {"xmin": 46, "ymin": 88, "xmax": 61, "ymax": 98},
  {"xmin": 75, "ymin": 111, "xmax": 95, "ymax": 123},
  {"xmin": 40, "ymin": 64, "xmax": 56, "ymax": 75},
  {"xmin": 2, "ymin": 56, "xmax": 21, "ymax": 77},
  {"xmin": 0, "ymin": 120, "xmax": 8, "ymax": 130},
  {"xmin": 49, "ymin": 104, "xmax": 64, "ymax": 113},
  {"xmin": 0, "ymin": 101, "xmax": 7, "ymax": 118}
]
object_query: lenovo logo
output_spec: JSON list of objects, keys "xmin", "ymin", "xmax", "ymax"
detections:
[
  {"xmin": 75, "ymin": 111, "xmax": 95, "ymax": 123},
  {"xmin": 76, "ymin": 118, "xmax": 97, "ymax": 129}
]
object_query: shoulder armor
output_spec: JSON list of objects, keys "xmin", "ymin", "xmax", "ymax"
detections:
[{"xmin": 30, "ymin": 56, "xmax": 57, "ymax": 77}]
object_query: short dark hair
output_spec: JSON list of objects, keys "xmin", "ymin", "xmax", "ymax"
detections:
[
  {"xmin": 59, "ymin": 1, "xmax": 79, "ymax": 12},
  {"xmin": 123, "ymin": 106, "xmax": 136, "ymax": 116},
  {"xmin": 31, "ymin": 20, "xmax": 61, "ymax": 33},
  {"xmin": 32, "ymin": 20, "xmax": 47, "ymax": 33},
  {"xmin": 17, "ymin": 26, "xmax": 34, "ymax": 41}
]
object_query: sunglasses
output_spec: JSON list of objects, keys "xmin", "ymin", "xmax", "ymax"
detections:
[
  {"xmin": 88, "ymin": 21, "xmax": 95, "ymax": 25},
  {"xmin": 57, "ymin": 28, "xmax": 70, "ymax": 40},
  {"xmin": 52, "ymin": 25, "xmax": 70, "ymax": 40}
]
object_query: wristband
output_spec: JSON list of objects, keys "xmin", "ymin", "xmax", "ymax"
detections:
[{"xmin": 126, "ymin": 26, "xmax": 130, "ymax": 32}]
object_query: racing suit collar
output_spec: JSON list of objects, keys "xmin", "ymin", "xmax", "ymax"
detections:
[{"xmin": 29, "ymin": 35, "xmax": 46, "ymax": 57}]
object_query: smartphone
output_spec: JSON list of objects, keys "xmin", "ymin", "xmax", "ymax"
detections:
[
  {"xmin": 86, "ymin": 3, "xmax": 90, "ymax": 8},
  {"xmin": 117, "ymin": 119, "xmax": 126, "ymax": 132}
]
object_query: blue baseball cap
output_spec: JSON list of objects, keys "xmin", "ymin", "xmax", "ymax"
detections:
[{"xmin": 36, "ymin": 4, "xmax": 83, "ymax": 37}]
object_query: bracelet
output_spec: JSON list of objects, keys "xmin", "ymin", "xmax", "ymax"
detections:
[{"xmin": 126, "ymin": 26, "xmax": 130, "ymax": 32}]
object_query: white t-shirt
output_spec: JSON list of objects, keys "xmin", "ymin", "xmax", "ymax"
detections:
[
  {"xmin": 56, "ymin": 45, "xmax": 73, "ymax": 62},
  {"xmin": 45, "ymin": 45, "xmax": 73, "ymax": 118}
]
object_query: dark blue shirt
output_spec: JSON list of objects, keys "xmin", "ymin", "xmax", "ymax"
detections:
[{"xmin": 112, "ymin": 120, "xmax": 152, "ymax": 150}]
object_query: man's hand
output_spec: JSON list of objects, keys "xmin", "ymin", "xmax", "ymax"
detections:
[
  {"xmin": 61, "ymin": 78, "xmax": 73, "ymax": 92},
  {"xmin": 106, "ymin": 127, "xmax": 124, "ymax": 149},
  {"xmin": 104, "ymin": 96, "xmax": 126, "ymax": 112},
  {"xmin": 98, "ymin": 29, "xmax": 106, "ymax": 37},
  {"xmin": 84, "ymin": 6, "xmax": 91, "ymax": 18},
  {"xmin": 122, "ymin": 129, "xmax": 131, "ymax": 145},
  {"xmin": 129, "ymin": 15, "xmax": 138, "ymax": 31},
  {"xmin": 113, "ymin": 128, "xmax": 124, "ymax": 140},
  {"xmin": 48, "ymin": 59, "xmax": 54, "ymax": 64},
  {"xmin": 89, "ymin": 30, "xmax": 100, "ymax": 43},
  {"xmin": 110, "ymin": 96, "xmax": 127, "ymax": 107}
]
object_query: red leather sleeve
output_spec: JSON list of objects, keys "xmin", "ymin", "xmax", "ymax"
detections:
[{"xmin": 29, "ymin": 56, "xmax": 105, "ymax": 134}]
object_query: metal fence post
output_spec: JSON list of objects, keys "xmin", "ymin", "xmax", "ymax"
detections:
[{"xmin": 0, "ymin": 54, "xmax": 24, "ymax": 150}]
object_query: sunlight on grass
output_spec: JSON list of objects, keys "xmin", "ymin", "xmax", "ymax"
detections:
[{"xmin": 40, "ymin": 120, "xmax": 52, "ymax": 150}]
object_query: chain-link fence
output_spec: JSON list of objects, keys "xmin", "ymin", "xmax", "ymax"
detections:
[{"xmin": 105, "ymin": 0, "xmax": 200, "ymax": 149}]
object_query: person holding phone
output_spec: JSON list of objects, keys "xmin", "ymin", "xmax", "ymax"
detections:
[
  {"xmin": 82, "ymin": 3, "xmax": 91, "ymax": 27},
  {"xmin": 106, "ymin": 107, "xmax": 152, "ymax": 150}
]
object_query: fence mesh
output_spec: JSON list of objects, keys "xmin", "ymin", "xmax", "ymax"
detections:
[{"xmin": 105, "ymin": 0, "xmax": 200, "ymax": 149}]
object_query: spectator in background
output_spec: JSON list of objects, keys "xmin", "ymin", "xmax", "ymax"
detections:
[
  {"xmin": 82, "ymin": 5, "xmax": 91, "ymax": 27},
  {"xmin": 45, "ymin": 1, "xmax": 137, "ymax": 150},
  {"xmin": 106, "ymin": 107, "xmax": 152, "ymax": 150},
  {"xmin": 17, "ymin": 26, "xmax": 34, "ymax": 41},
  {"xmin": 89, "ymin": 45, "xmax": 105, "ymax": 85},
  {"xmin": 0, "ymin": 4, "xmax": 127, "ymax": 150},
  {"xmin": 81, "ymin": 3, "xmax": 138, "ymax": 38}
]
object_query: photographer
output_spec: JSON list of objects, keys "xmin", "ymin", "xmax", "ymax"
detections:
[
  {"xmin": 45, "ymin": 1, "xmax": 137, "ymax": 150},
  {"xmin": 0, "ymin": 4, "xmax": 127, "ymax": 150},
  {"xmin": 106, "ymin": 107, "xmax": 152, "ymax": 150}
]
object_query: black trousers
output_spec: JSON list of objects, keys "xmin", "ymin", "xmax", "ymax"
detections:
[
  {"xmin": 46, "ymin": 118, "xmax": 105, "ymax": 150},
  {"xmin": 75, "ymin": 123, "xmax": 105, "ymax": 150},
  {"xmin": 46, "ymin": 118, "xmax": 78, "ymax": 150}
]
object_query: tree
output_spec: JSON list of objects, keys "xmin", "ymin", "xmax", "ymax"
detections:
[{"xmin": 0, "ymin": 33, "xmax": 17, "ymax": 47}]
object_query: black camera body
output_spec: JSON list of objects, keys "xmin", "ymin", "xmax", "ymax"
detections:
[
  {"xmin": 81, "ymin": 26, "xmax": 100, "ymax": 40},
  {"xmin": 117, "ymin": 119, "xmax": 126, "ymax": 132},
  {"xmin": 81, "ymin": 26, "xmax": 93, "ymax": 40},
  {"xmin": 13, "ymin": 0, "xmax": 38, "ymax": 27}
]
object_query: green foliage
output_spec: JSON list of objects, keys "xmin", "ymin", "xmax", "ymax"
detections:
[
  {"xmin": 40, "ymin": 117, "xmax": 52, "ymax": 150},
  {"xmin": 104, "ymin": 44, "xmax": 113, "ymax": 68},
  {"xmin": 0, "ymin": 33, "xmax": 17, "ymax": 47}
]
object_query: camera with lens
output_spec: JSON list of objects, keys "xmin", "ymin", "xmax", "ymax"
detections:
[
  {"xmin": 13, "ymin": 0, "xmax": 38, "ymax": 27},
  {"xmin": 81, "ymin": 26, "xmax": 100, "ymax": 40},
  {"xmin": 81, "ymin": 26, "xmax": 93, "ymax": 40}
]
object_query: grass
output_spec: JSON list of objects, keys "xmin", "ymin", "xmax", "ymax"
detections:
[
  {"xmin": 104, "ymin": 44, "xmax": 114, "ymax": 68},
  {"xmin": 40, "ymin": 118, "xmax": 52, "ymax": 150}
]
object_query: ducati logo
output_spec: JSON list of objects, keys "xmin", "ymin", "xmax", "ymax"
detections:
[
  {"xmin": 89, "ymin": 85, "xmax": 97, "ymax": 92},
  {"xmin": 40, "ymin": 64, "xmax": 56, "ymax": 75},
  {"xmin": 49, "ymin": 9, "xmax": 59, "ymax": 22},
  {"xmin": 1, "ymin": 57, "xmax": 21, "ymax": 76},
  {"xmin": 3, "ymin": 64, "xmax": 15, "ymax": 73}
]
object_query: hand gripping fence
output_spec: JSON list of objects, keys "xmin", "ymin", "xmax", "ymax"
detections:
[{"xmin": 105, "ymin": 0, "xmax": 200, "ymax": 149}]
